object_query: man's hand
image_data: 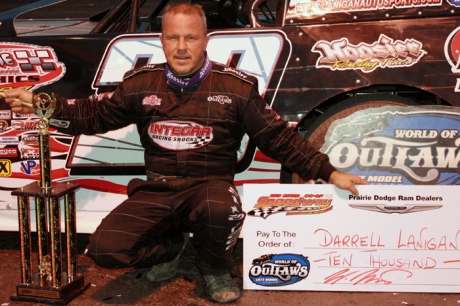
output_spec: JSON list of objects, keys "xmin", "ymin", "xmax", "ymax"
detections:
[
  {"xmin": 328, "ymin": 171, "xmax": 367, "ymax": 196},
  {"xmin": 1, "ymin": 88, "xmax": 35, "ymax": 114}
]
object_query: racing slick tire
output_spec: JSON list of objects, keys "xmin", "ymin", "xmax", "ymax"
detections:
[{"xmin": 280, "ymin": 94, "xmax": 417, "ymax": 184}]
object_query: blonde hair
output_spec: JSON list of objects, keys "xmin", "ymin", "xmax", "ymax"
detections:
[{"xmin": 162, "ymin": 4, "xmax": 207, "ymax": 35}]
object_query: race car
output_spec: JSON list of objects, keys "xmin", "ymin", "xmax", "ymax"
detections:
[{"xmin": 1, "ymin": 0, "xmax": 460, "ymax": 232}]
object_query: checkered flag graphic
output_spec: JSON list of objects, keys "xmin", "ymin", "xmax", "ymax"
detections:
[
  {"xmin": 190, "ymin": 135, "xmax": 211, "ymax": 147},
  {"xmin": 15, "ymin": 49, "xmax": 56, "ymax": 72},
  {"xmin": 248, "ymin": 205, "xmax": 326, "ymax": 219}
]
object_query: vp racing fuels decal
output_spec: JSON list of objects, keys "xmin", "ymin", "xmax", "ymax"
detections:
[{"xmin": 249, "ymin": 253, "xmax": 310, "ymax": 287}]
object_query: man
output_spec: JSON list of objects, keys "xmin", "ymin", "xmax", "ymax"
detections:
[{"xmin": 4, "ymin": 3, "xmax": 366, "ymax": 303}]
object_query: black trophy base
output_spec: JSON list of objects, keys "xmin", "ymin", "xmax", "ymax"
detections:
[{"xmin": 10, "ymin": 274, "xmax": 90, "ymax": 305}]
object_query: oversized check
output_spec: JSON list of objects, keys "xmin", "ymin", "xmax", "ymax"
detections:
[{"xmin": 242, "ymin": 184, "xmax": 460, "ymax": 292}]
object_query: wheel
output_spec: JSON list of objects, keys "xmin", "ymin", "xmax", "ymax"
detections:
[{"xmin": 280, "ymin": 94, "xmax": 417, "ymax": 184}]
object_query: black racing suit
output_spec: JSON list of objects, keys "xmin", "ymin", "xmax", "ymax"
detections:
[{"xmin": 50, "ymin": 61, "xmax": 336, "ymax": 271}]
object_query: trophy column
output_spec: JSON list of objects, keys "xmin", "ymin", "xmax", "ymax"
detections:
[{"xmin": 10, "ymin": 93, "xmax": 90, "ymax": 305}]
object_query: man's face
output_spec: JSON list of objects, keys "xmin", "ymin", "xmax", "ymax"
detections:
[{"xmin": 161, "ymin": 12, "xmax": 209, "ymax": 76}]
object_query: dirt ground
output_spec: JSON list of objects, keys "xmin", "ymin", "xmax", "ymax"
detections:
[{"xmin": 0, "ymin": 231, "xmax": 459, "ymax": 306}]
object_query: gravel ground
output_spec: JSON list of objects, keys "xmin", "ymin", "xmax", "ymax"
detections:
[{"xmin": 2, "ymin": 231, "xmax": 460, "ymax": 306}]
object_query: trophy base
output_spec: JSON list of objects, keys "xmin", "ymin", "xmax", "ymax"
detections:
[{"xmin": 10, "ymin": 274, "xmax": 90, "ymax": 305}]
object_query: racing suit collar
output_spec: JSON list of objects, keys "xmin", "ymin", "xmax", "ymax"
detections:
[{"xmin": 165, "ymin": 52, "xmax": 211, "ymax": 88}]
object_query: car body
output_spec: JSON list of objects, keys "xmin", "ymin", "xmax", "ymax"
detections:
[{"xmin": 1, "ymin": 0, "xmax": 460, "ymax": 232}]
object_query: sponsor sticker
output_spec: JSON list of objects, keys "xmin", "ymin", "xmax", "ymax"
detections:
[
  {"xmin": 0, "ymin": 120, "xmax": 8, "ymax": 132},
  {"xmin": 0, "ymin": 148, "xmax": 18, "ymax": 158},
  {"xmin": 444, "ymin": 26, "xmax": 460, "ymax": 91},
  {"xmin": 20, "ymin": 160, "xmax": 40, "ymax": 175},
  {"xmin": 286, "ymin": 0, "xmax": 443, "ymax": 19},
  {"xmin": 0, "ymin": 136, "xmax": 19, "ymax": 145},
  {"xmin": 322, "ymin": 105, "xmax": 460, "ymax": 185},
  {"xmin": 11, "ymin": 119, "xmax": 39, "ymax": 130},
  {"xmin": 0, "ymin": 110, "xmax": 11, "ymax": 120},
  {"xmin": 0, "ymin": 42, "xmax": 66, "ymax": 90},
  {"xmin": 0, "ymin": 159, "xmax": 11, "ymax": 176},
  {"xmin": 313, "ymin": 34, "xmax": 426, "ymax": 73}
]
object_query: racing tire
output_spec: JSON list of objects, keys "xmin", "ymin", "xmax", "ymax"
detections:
[{"xmin": 280, "ymin": 94, "xmax": 417, "ymax": 184}]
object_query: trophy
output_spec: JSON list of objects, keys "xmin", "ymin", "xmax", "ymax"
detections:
[{"xmin": 9, "ymin": 93, "xmax": 90, "ymax": 304}]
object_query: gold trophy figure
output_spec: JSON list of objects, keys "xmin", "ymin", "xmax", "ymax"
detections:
[
  {"xmin": 35, "ymin": 92, "xmax": 56, "ymax": 192},
  {"xmin": 10, "ymin": 92, "xmax": 89, "ymax": 305}
]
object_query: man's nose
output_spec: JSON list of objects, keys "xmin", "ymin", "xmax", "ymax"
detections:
[{"xmin": 177, "ymin": 38, "xmax": 187, "ymax": 49}]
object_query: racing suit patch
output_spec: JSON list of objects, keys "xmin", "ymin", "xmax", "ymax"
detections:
[
  {"xmin": 148, "ymin": 120, "xmax": 213, "ymax": 150},
  {"xmin": 142, "ymin": 95, "xmax": 162, "ymax": 106}
]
